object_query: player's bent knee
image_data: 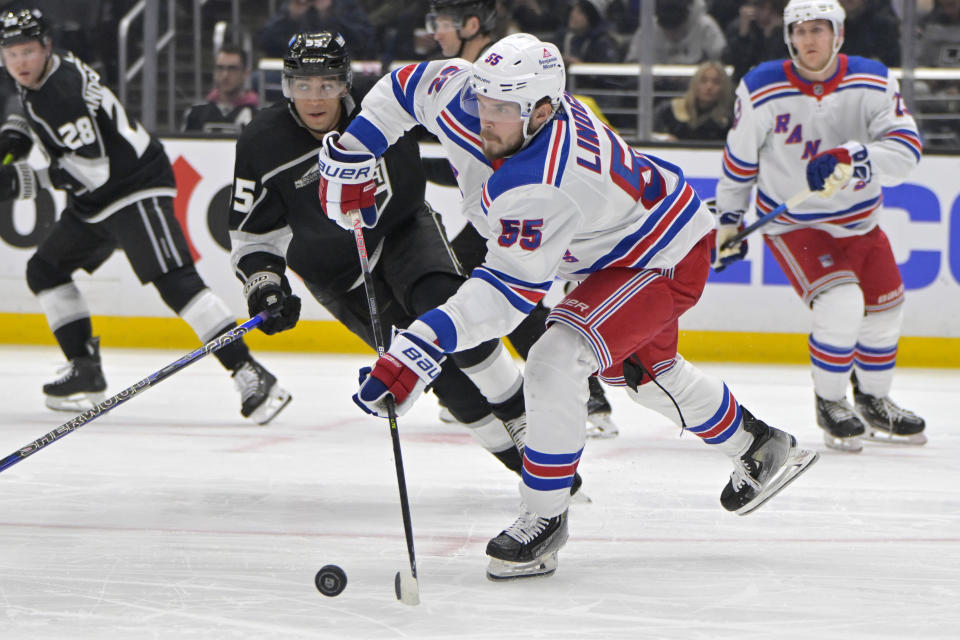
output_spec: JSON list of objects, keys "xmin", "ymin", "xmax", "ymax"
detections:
[
  {"xmin": 526, "ymin": 324, "xmax": 597, "ymax": 390},
  {"xmin": 861, "ymin": 303, "xmax": 904, "ymax": 345},
  {"xmin": 407, "ymin": 272, "xmax": 465, "ymax": 314},
  {"xmin": 154, "ymin": 265, "xmax": 207, "ymax": 311},
  {"xmin": 26, "ymin": 253, "xmax": 71, "ymax": 294},
  {"xmin": 812, "ymin": 283, "xmax": 864, "ymax": 325}
]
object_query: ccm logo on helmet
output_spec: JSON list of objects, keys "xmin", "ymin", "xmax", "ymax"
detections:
[{"xmin": 318, "ymin": 158, "xmax": 372, "ymax": 181}]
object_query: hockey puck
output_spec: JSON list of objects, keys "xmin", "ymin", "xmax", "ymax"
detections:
[{"xmin": 315, "ymin": 564, "xmax": 347, "ymax": 597}]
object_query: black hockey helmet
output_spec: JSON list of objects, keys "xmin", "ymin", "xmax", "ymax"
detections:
[
  {"xmin": 283, "ymin": 31, "xmax": 351, "ymax": 84},
  {"xmin": 0, "ymin": 8, "xmax": 49, "ymax": 47},
  {"xmin": 426, "ymin": 0, "xmax": 497, "ymax": 35}
]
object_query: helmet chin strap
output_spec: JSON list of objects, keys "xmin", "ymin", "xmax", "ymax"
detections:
[
  {"xmin": 516, "ymin": 103, "xmax": 559, "ymax": 152},
  {"xmin": 790, "ymin": 48, "xmax": 840, "ymax": 75},
  {"xmin": 454, "ymin": 24, "xmax": 482, "ymax": 58}
]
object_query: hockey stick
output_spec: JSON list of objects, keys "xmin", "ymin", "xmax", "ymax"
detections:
[
  {"xmin": 0, "ymin": 312, "xmax": 267, "ymax": 474},
  {"xmin": 721, "ymin": 188, "xmax": 813, "ymax": 250},
  {"xmin": 350, "ymin": 211, "xmax": 421, "ymax": 606}
]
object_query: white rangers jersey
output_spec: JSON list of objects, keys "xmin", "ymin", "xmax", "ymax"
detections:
[
  {"xmin": 339, "ymin": 59, "xmax": 713, "ymax": 352},
  {"xmin": 716, "ymin": 55, "xmax": 922, "ymax": 238}
]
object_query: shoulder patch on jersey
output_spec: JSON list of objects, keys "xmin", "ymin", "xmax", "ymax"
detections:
[
  {"xmin": 742, "ymin": 59, "xmax": 789, "ymax": 94},
  {"xmin": 844, "ymin": 55, "xmax": 890, "ymax": 79}
]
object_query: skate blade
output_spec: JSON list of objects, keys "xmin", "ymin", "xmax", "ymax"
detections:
[
  {"xmin": 570, "ymin": 489, "xmax": 592, "ymax": 504},
  {"xmin": 486, "ymin": 552, "xmax": 558, "ymax": 581},
  {"xmin": 438, "ymin": 407, "xmax": 458, "ymax": 425},
  {"xmin": 586, "ymin": 412, "xmax": 619, "ymax": 439},
  {"xmin": 248, "ymin": 388, "xmax": 292, "ymax": 425},
  {"xmin": 45, "ymin": 391, "xmax": 106, "ymax": 412},
  {"xmin": 736, "ymin": 448, "xmax": 819, "ymax": 516},
  {"xmin": 864, "ymin": 429, "xmax": 927, "ymax": 446},
  {"xmin": 822, "ymin": 431, "xmax": 863, "ymax": 453}
]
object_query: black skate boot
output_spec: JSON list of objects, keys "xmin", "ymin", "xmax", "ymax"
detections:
[
  {"xmin": 586, "ymin": 376, "xmax": 619, "ymax": 439},
  {"xmin": 720, "ymin": 408, "xmax": 818, "ymax": 515},
  {"xmin": 43, "ymin": 337, "xmax": 107, "ymax": 411},
  {"xmin": 852, "ymin": 375, "xmax": 926, "ymax": 445},
  {"xmin": 503, "ymin": 413, "xmax": 588, "ymax": 501},
  {"xmin": 232, "ymin": 358, "xmax": 291, "ymax": 425},
  {"xmin": 486, "ymin": 509, "xmax": 569, "ymax": 580},
  {"xmin": 816, "ymin": 395, "xmax": 866, "ymax": 452}
]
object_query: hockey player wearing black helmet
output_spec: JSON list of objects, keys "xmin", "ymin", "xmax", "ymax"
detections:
[
  {"xmin": 0, "ymin": 8, "xmax": 291, "ymax": 424},
  {"xmin": 426, "ymin": 0, "xmax": 496, "ymax": 59},
  {"xmin": 230, "ymin": 32, "xmax": 588, "ymax": 492}
]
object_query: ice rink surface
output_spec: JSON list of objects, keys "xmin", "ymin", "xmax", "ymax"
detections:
[{"xmin": 0, "ymin": 345, "xmax": 957, "ymax": 640}]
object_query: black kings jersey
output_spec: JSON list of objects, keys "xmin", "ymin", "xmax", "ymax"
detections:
[
  {"xmin": 19, "ymin": 51, "xmax": 175, "ymax": 219},
  {"xmin": 229, "ymin": 101, "xmax": 428, "ymax": 294}
]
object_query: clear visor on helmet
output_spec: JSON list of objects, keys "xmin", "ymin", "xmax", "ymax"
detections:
[
  {"xmin": 282, "ymin": 73, "xmax": 349, "ymax": 100},
  {"xmin": 460, "ymin": 83, "xmax": 524, "ymax": 123},
  {"xmin": 425, "ymin": 12, "xmax": 463, "ymax": 34}
]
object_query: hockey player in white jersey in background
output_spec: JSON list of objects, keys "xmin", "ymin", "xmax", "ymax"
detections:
[
  {"xmin": 714, "ymin": 0, "xmax": 926, "ymax": 453},
  {"xmin": 317, "ymin": 33, "xmax": 818, "ymax": 580}
]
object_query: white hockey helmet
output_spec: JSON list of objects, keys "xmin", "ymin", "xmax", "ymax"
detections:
[
  {"xmin": 782, "ymin": 0, "xmax": 846, "ymax": 73},
  {"xmin": 461, "ymin": 33, "xmax": 565, "ymax": 144}
]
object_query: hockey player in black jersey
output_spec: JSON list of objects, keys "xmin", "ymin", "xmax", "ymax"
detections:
[
  {"xmin": 0, "ymin": 8, "xmax": 290, "ymax": 424},
  {"xmin": 423, "ymin": 0, "xmax": 619, "ymax": 438},
  {"xmin": 229, "ymin": 31, "xmax": 564, "ymax": 481}
]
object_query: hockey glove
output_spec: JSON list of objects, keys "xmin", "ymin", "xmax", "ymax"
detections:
[
  {"xmin": 705, "ymin": 198, "xmax": 747, "ymax": 272},
  {"xmin": 0, "ymin": 115, "xmax": 34, "ymax": 163},
  {"xmin": 317, "ymin": 131, "xmax": 379, "ymax": 231},
  {"xmin": 0, "ymin": 161, "xmax": 38, "ymax": 202},
  {"xmin": 806, "ymin": 142, "xmax": 870, "ymax": 197},
  {"xmin": 354, "ymin": 330, "xmax": 445, "ymax": 418},
  {"xmin": 243, "ymin": 271, "xmax": 302, "ymax": 335}
]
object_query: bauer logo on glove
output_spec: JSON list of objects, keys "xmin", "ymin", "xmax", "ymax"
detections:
[
  {"xmin": 317, "ymin": 131, "xmax": 381, "ymax": 230},
  {"xmin": 353, "ymin": 330, "xmax": 445, "ymax": 417}
]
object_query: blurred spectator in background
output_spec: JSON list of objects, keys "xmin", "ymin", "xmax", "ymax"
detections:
[
  {"xmin": 840, "ymin": 0, "xmax": 900, "ymax": 67},
  {"xmin": 509, "ymin": 0, "xmax": 565, "ymax": 37},
  {"xmin": 426, "ymin": 0, "xmax": 496, "ymax": 59},
  {"xmin": 363, "ymin": 0, "xmax": 428, "ymax": 64},
  {"xmin": 707, "ymin": 0, "xmax": 743, "ymax": 30},
  {"xmin": 917, "ymin": 0, "xmax": 960, "ymax": 66},
  {"xmin": 915, "ymin": 0, "xmax": 960, "ymax": 147},
  {"xmin": 652, "ymin": 60, "xmax": 732, "ymax": 140},
  {"xmin": 558, "ymin": 0, "xmax": 620, "ymax": 64},
  {"xmin": 258, "ymin": 0, "xmax": 375, "ymax": 59},
  {"xmin": 605, "ymin": 0, "xmax": 639, "ymax": 34},
  {"xmin": 182, "ymin": 44, "xmax": 258, "ymax": 135},
  {"xmin": 722, "ymin": 0, "xmax": 787, "ymax": 85},
  {"xmin": 625, "ymin": 0, "xmax": 726, "ymax": 64}
]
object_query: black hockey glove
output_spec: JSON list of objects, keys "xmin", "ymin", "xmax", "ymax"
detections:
[
  {"xmin": 243, "ymin": 271, "xmax": 302, "ymax": 335},
  {"xmin": 0, "ymin": 117, "xmax": 34, "ymax": 163}
]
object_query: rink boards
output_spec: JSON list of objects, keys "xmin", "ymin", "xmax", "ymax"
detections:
[{"xmin": 0, "ymin": 139, "xmax": 957, "ymax": 365}]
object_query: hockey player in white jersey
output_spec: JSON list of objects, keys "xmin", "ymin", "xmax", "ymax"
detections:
[
  {"xmin": 715, "ymin": 0, "xmax": 926, "ymax": 453},
  {"xmin": 317, "ymin": 33, "xmax": 818, "ymax": 580}
]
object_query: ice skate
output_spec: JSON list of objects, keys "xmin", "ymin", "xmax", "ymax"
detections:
[
  {"xmin": 232, "ymin": 359, "xmax": 291, "ymax": 425},
  {"xmin": 486, "ymin": 509, "xmax": 568, "ymax": 580},
  {"xmin": 816, "ymin": 395, "xmax": 865, "ymax": 452},
  {"xmin": 586, "ymin": 376, "xmax": 619, "ymax": 439},
  {"xmin": 852, "ymin": 377, "xmax": 926, "ymax": 445},
  {"xmin": 721, "ymin": 408, "xmax": 818, "ymax": 516},
  {"xmin": 43, "ymin": 337, "xmax": 107, "ymax": 411}
]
